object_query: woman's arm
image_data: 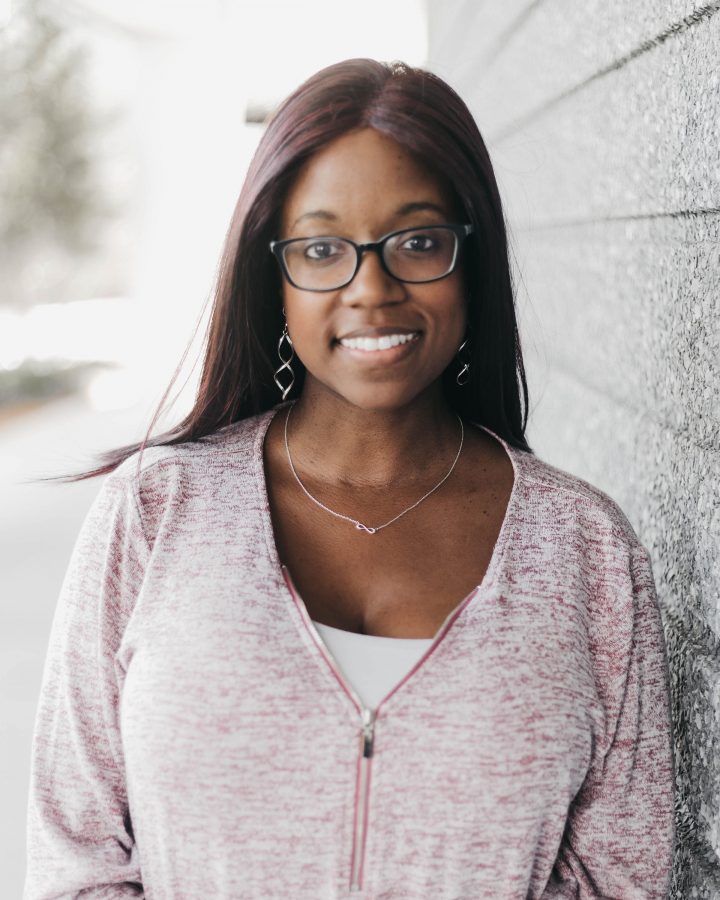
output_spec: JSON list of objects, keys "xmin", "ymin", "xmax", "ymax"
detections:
[
  {"xmin": 24, "ymin": 462, "xmax": 148, "ymax": 898},
  {"xmin": 543, "ymin": 544, "xmax": 676, "ymax": 899}
]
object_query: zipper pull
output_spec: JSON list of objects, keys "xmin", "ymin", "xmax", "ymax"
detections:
[{"xmin": 361, "ymin": 707, "xmax": 376, "ymax": 758}]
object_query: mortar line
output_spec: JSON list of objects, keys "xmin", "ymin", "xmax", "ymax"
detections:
[
  {"xmin": 490, "ymin": 2, "xmax": 720, "ymax": 143},
  {"xmin": 519, "ymin": 207, "xmax": 720, "ymax": 231}
]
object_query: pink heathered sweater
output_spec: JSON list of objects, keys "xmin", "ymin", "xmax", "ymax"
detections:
[{"xmin": 24, "ymin": 402, "xmax": 676, "ymax": 899}]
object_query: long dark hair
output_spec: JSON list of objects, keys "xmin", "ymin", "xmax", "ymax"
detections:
[{"xmin": 61, "ymin": 57, "xmax": 531, "ymax": 482}]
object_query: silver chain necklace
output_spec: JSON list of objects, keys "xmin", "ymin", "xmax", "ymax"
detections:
[{"xmin": 283, "ymin": 402, "xmax": 464, "ymax": 534}]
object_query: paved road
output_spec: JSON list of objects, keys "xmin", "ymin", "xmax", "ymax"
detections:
[{"xmin": 0, "ymin": 391, "xmax": 153, "ymax": 897}]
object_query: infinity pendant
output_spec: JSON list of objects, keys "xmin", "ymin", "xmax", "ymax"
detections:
[{"xmin": 355, "ymin": 523, "xmax": 377, "ymax": 534}]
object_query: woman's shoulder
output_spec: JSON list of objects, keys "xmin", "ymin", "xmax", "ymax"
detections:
[
  {"xmin": 507, "ymin": 442, "xmax": 644, "ymax": 552},
  {"xmin": 109, "ymin": 408, "xmax": 274, "ymax": 488},
  {"xmin": 97, "ymin": 409, "xmax": 275, "ymax": 540}
]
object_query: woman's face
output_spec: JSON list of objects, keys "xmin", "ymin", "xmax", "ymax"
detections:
[{"xmin": 277, "ymin": 127, "xmax": 468, "ymax": 412}]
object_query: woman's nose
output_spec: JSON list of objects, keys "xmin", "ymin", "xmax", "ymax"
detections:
[{"xmin": 339, "ymin": 248, "xmax": 406, "ymax": 307}]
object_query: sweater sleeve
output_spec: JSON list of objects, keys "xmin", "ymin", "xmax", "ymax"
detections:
[
  {"xmin": 24, "ymin": 462, "xmax": 149, "ymax": 898},
  {"xmin": 542, "ymin": 543, "xmax": 676, "ymax": 899}
]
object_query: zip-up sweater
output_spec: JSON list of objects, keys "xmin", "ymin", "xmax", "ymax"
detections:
[{"xmin": 24, "ymin": 402, "xmax": 676, "ymax": 899}]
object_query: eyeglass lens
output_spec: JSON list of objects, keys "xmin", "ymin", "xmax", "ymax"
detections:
[{"xmin": 281, "ymin": 226, "xmax": 459, "ymax": 290}]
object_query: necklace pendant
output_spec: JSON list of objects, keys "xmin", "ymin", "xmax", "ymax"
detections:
[
  {"xmin": 355, "ymin": 523, "xmax": 377, "ymax": 534},
  {"xmin": 284, "ymin": 404, "xmax": 464, "ymax": 537}
]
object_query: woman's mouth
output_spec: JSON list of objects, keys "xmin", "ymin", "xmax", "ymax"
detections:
[
  {"xmin": 335, "ymin": 331, "xmax": 422, "ymax": 369},
  {"xmin": 337, "ymin": 331, "xmax": 421, "ymax": 351}
]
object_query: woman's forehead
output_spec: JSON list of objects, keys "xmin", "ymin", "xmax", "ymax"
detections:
[{"xmin": 280, "ymin": 128, "xmax": 454, "ymax": 234}]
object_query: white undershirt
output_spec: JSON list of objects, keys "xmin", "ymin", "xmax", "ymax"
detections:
[{"xmin": 311, "ymin": 620, "xmax": 434, "ymax": 710}]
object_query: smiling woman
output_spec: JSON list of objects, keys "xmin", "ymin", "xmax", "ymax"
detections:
[
  {"xmin": 24, "ymin": 60, "xmax": 675, "ymax": 899},
  {"xmin": 274, "ymin": 127, "xmax": 471, "ymax": 415}
]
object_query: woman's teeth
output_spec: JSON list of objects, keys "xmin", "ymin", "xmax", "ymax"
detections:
[{"xmin": 339, "ymin": 332, "xmax": 420, "ymax": 351}]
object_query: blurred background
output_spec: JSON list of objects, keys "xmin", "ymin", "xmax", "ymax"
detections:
[{"xmin": 1, "ymin": 1, "xmax": 718, "ymax": 896}]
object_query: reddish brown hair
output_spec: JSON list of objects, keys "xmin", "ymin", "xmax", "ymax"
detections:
[{"xmin": 60, "ymin": 57, "xmax": 531, "ymax": 481}]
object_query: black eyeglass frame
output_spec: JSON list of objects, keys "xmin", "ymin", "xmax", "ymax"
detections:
[{"xmin": 269, "ymin": 223, "xmax": 474, "ymax": 292}]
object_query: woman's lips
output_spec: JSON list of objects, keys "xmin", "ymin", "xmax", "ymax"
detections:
[
  {"xmin": 339, "ymin": 329, "xmax": 419, "ymax": 352},
  {"xmin": 334, "ymin": 332, "xmax": 422, "ymax": 364}
]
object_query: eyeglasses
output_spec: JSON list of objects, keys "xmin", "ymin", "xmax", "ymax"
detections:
[{"xmin": 269, "ymin": 223, "xmax": 474, "ymax": 292}]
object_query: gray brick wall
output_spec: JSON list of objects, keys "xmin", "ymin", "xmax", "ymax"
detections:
[{"xmin": 427, "ymin": 2, "xmax": 720, "ymax": 896}]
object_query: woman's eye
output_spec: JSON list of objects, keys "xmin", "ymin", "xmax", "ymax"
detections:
[
  {"xmin": 304, "ymin": 240, "xmax": 342, "ymax": 260},
  {"xmin": 399, "ymin": 233, "xmax": 435, "ymax": 252}
]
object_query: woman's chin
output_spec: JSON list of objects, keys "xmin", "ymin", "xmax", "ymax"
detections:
[{"xmin": 304, "ymin": 377, "xmax": 442, "ymax": 415}]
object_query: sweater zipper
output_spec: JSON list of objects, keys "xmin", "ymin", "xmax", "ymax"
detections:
[
  {"xmin": 281, "ymin": 565, "xmax": 480, "ymax": 895},
  {"xmin": 349, "ymin": 706, "xmax": 376, "ymax": 892}
]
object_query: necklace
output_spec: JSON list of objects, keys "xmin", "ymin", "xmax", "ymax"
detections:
[{"xmin": 283, "ymin": 401, "xmax": 464, "ymax": 534}]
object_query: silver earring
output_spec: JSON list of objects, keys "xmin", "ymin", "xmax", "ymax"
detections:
[
  {"xmin": 456, "ymin": 338, "xmax": 470, "ymax": 386},
  {"xmin": 274, "ymin": 322, "xmax": 295, "ymax": 400}
]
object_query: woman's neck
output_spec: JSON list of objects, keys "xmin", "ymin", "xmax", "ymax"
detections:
[{"xmin": 284, "ymin": 385, "xmax": 462, "ymax": 490}]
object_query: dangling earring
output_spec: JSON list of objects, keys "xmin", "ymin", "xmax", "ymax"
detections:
[
  {"xmin": 274, "ymin": 319, "xmax": 295, "ymax": 400},
  {"xmin": 456, "ymin": 337, "xmax": 470, "ymax": 386}
]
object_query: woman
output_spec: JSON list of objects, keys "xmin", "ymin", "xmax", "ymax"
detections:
[{"xmin": 25, "ymin": 59, "xmax": 675, "ymax": 898}]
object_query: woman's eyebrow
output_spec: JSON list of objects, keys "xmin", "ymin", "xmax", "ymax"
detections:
[
  {"xmin": 289, "ymin": 210, "xmax": 337, "ymax": 231},
  {"xmin": 393, "ymin": 201, "xmax": 448, "ymax": 218},
  {"xmin": 289, "ymin": 200, "xmax": 448, "ymax": 234}
]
